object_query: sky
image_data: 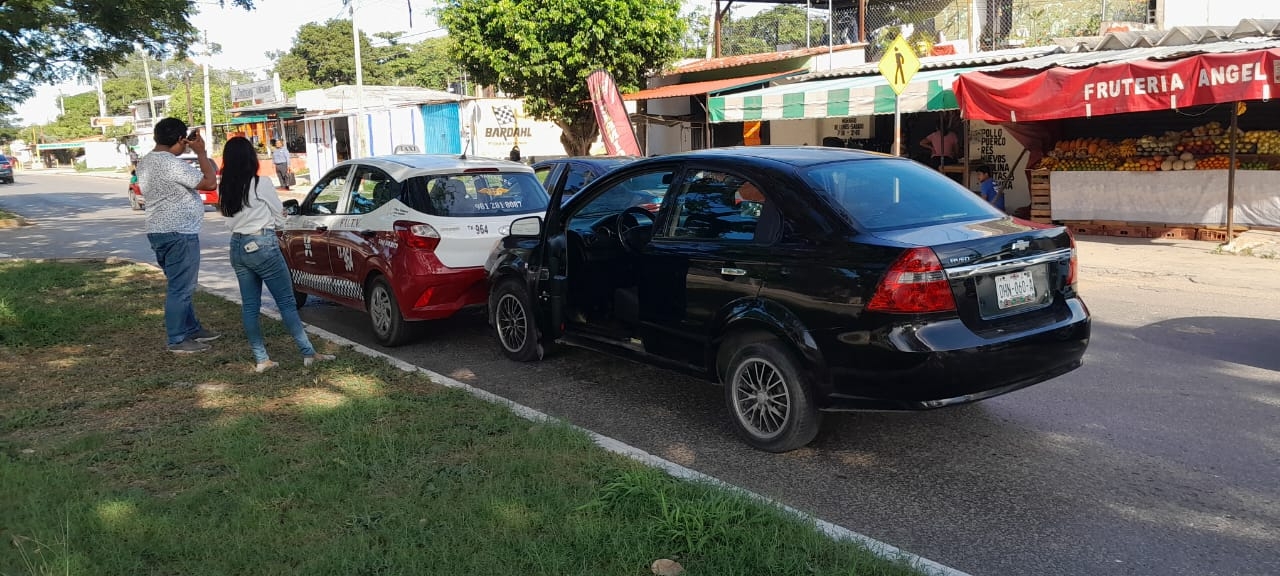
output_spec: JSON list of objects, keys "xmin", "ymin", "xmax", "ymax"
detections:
[{"xmin": 13, "ymin": 0, "xmax": 767, "ymax": 126}]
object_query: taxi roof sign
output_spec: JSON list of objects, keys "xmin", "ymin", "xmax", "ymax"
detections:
[{"xmin": 877, "ymin": 35, "xmax": 921, "ymax": 96}]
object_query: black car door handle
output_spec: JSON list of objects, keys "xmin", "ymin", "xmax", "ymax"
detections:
[
  {"xmin": 358, "ymin": 230, "xmax": 377, "ymax": 238},
  {"xmin": 720, "ymin": 267, "xmax": 748, "ymax": 277},
  {"xmin": 314, "ymin": 225, "xmax": 328, "ymax": 232}
]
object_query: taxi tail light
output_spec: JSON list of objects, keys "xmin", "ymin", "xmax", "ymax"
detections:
[
  {"xmin": 866, "ymin": 247, "xmax": 956, "ymax": 313},
  {"xmin": 413, "ymin": 287, "xmax": 436, "ymax": 308},
  {"xmin": 394, "ymin": 221, "xmax": 440, "ymax": 252}
]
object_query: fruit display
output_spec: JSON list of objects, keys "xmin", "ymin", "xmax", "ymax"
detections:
[{"xmin": 1035, "ymin": 122, "xmax": 1280, "ymax": 172}]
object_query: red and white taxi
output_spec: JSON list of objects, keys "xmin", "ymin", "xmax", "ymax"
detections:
[{"xmin": 280, "ymin": 155, "xmax": 549, "ymax": 346}]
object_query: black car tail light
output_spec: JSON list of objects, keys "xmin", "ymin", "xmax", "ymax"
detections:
[
  {"xmin": 394, "ymin": 221, "xmax": 440, "ymax": 252},
  {"xmin": 866, "ymin": 247, "xmax": 957, "ymax": 313}
]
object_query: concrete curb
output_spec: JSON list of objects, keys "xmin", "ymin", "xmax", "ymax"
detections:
[{"xmin": 6, "ymin": 256, "xmax": 973, "ymax": 576}]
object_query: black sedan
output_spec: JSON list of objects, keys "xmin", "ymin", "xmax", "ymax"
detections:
[
  {"xmin": 532, "ymin": 156, "xmax": 639, "ymax": 203},
  {"xmin": 486, "ymin": 147, "xmax": 1090, "ymax": 452}
]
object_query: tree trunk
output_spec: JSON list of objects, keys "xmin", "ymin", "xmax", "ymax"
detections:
[{"xmin": 557, "ymin": 108, "xmax": 599, "ymax": 157}]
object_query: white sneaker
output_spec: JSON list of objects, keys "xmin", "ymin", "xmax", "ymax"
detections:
[{"xmin": 303, "ymin": 353, "xmax": 335, "ymax": 367}]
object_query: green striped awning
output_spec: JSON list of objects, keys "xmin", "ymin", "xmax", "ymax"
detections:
[{"xmin": 707, "ymin": 67, "xmax": 974, "ymax": 123}]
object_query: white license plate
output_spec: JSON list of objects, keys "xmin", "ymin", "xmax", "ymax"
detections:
[
  {"xmin": 995, "ymin": 270, "xmax": 1036, "ymax": 309},
  {"xmin": 200, "ymin": 194, "xmax": 208, "ymax": 201}
]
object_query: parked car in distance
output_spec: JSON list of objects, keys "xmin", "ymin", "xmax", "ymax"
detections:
[
  {"xmin": 281, "ymin": 154, "xmax": 551, "ymax": 346},
  {"xmin": 486, "ymin": 146, "xmax": 1090, "ymax": 452},
  {"xmin": 0, "ymin": 154, "xmax": 14, "ymax": 184},
  {"xmin": 532, "ymin": 156, "xmax": 640, "ymax": 204}
]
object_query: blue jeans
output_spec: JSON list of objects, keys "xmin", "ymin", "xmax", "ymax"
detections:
[
  {"xmin": 230, "ymin": 232, "xmax": 316, "ymax": 363},
  {"xmin": 148, "ymin": 232, "xmax": 204, "ymax": 346}
]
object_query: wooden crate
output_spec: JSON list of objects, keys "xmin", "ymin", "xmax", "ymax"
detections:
[{"xmin": 1029, "ymin": 169, "xmax": 1051, "ymax": 188}]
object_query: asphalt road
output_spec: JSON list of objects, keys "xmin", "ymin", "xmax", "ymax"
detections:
[{"xmin": 3, "ymin": 173, "xmax": 1278, "ymax": 576}]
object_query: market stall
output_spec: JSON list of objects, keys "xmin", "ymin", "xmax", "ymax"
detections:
[{"xmin": 954, "ymin": 40, "xmax": 1280, "ymax": 238}]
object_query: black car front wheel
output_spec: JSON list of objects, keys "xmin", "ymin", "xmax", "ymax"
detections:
[
  {"xmin": 724, "ymin": 339, "xmax": 821, "ymax": 452},
  {"xmin": 366, "ymin": 276, "xmax": 410, "ymax": 347},
  {"xmin": 492, "ymin": 279, "xmax": 540, "ymax": 362}
]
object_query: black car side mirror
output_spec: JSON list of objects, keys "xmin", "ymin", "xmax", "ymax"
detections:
[
  {"xmin": 509, "ymin": 215, "xmax": 542, "ymax": 237},
  {"xmin": 283, "ymin": 199, "xmax": 300, "ymax": 215}
]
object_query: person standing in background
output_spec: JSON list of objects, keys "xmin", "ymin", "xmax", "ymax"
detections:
[
  {"xmin": 219, "ymin": 137, "xmax": 334, "ymax": 372},
  {"xmin": 137, "ymin": 118, "xmax": 221, "ymax": 353},
  {"xmin": 271, "ymin": 139, "xmax": 292, "ymax": 191},
  {"xmin": 975, "ymin": 164, "xmax": 1005, "ymax": 212},
  {"xmin": 920, "ymin": 116, "xmax": 960, "ymax": 169}
]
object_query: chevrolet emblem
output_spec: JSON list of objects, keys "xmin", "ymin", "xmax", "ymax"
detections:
[{"xmin": 1012, "ymin": 239, "xmax": 1031, "ymax": 251}]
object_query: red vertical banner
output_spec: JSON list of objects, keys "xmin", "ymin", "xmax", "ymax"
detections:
[{"xmin": 586, "ymin": 70, "xmax": 643, "ymax": 156}]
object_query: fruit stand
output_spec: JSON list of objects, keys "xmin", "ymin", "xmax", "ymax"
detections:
[{"xmin": 1031, "ymin": 122, "xmax": 1280, "ymax": 237}]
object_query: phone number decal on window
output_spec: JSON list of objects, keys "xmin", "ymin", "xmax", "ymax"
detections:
[{"xmin": 473, "ymin": 200, "xmax": 523, "ymax": 210}]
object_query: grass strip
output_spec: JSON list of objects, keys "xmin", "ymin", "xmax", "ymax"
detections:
[{"xmin": 0, "ymin": 260, "xmax": 925, "ymax": 576}]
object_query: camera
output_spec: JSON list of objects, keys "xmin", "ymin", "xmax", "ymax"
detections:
[{"xmin": 187, "ymin": 129, "xmax": 200, "ymax": 141}]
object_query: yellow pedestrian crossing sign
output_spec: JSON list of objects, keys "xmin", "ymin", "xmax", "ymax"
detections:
[{"xmin": 878, "ymin": 35, "xmax": 920, "ymax": 95}]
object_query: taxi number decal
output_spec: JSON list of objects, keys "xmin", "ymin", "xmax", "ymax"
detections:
[
  {"xmin": 473, "ymin": 200, "xmax": 523, "ymax": 210},
  {"xmin": 467, "ymin": 224, "xmax": 490, "ymax": 235}
]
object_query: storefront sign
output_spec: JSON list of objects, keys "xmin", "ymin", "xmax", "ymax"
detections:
[
  {"xmin": 232, "ymin": 79, "xmax": 278, "ymax": 104},
  {"xmin": 463, "ymin": 99, "xmax": 567, "ymax": 159},
  {"xmin": 956, "ymin": 48, "xmax": 1280, "ymax": 122},
  {"xmin": 822, "ymin": 116, "xmax": 876, "ymax": 140},
  {"xmin": 90, "ymin": 116, "xmax": 134, "ymax": 128},
  {"xmin": 970, "ymin": 121, "xmax": 1029, "ymax": 212}
]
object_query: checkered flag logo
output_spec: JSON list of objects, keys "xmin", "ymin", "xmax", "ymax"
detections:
[{"xmin": 492, "ymin": 105, "xmax": 516, "ymax": 126}]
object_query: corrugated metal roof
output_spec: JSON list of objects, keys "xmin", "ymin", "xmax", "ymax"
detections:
[
  {"xmin": 622, "ymin": 70, "xmax": 804, "ymax": 101},
  {"xmin": 664, "ymin": 44, "xmax": 863, "ymax": 75},
  {"xmin": 795, "ymin": 45, "xmax": 1062, "ymax": 81},
  {"xmin": 989, "ymin": 37, "xmax": 1280, "ymax": 71}
]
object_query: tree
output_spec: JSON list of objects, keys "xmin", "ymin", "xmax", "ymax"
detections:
[
  {"xmin": 275, "ymin": 19, "xmax": 384, "ymax": 87},
  {"xmin": 0, "ymin": 0, "xmax": 256, "ymax": 110},
  {"xmin": 680, "ymin": 5, "xmax": 712, "ymax": 59},
  {"xmin": 721, "ymin": 6, "xmax": 821, "ymax": 56},
  {"xmin": 440, "ymin": 0, "xmax": 685, "ymax": 156}
]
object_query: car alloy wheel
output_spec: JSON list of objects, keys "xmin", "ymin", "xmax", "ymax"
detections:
[
  {"xmin": 496, "ymin": 293, "xmax": 528, "ymax": 354},
  {"xmin": 491, "ymin": 279, "xmax": 541, "ymax": 362},
  {"xmin": 731, "ymin": 358, "xmax": 791, "ymax": 440},
  {"xmin": 723, "ymin": 339, "xmax": 820, "ymax": 452}
]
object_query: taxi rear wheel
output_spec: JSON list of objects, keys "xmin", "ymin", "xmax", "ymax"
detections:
[{"xmin": 367, "ymin": 277, "xmax": 411, "ymax": 346}]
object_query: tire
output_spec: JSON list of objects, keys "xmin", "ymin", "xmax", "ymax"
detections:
[
  {"xmin": 491, "ymin": 279, "xmax": 540, "ymax": 362},
  {"xmin": 723, "ymin": 339, "xmax": 821, "ymax": 452},
  {"xmin": 366, "ymin": 276, "xmax": 411, "ymax": 347},
  {"xmin": 293, "ymin": 290, "xmax": 308, "ymax": 309}
]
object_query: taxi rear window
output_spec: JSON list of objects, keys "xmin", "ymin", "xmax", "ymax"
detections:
[{"xmin": 401, "ymin": 172, "xmax": 549, "ymax": 217}]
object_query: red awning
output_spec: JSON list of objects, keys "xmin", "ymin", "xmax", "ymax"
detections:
[
  {"xmin": 622, "ymin": 70, "xmax": 803, "ymax": 101},
  {"xmin": 954, "ymin": 48, "xmax": 1280, "ymax": 122}
]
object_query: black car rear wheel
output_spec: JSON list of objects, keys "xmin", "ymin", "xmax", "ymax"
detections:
[
  {"xmin": 492, "ymin": 279, "xmax": 539, "ymax": 362},
  {"xmin": 724, "ymin": 340, "xmax": 821, "ymax": 452},
  {"xmin": 367, "ymin": 276, "xmax": 410, "ymax": 347}
]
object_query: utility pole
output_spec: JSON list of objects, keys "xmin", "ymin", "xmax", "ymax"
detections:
[
  {"xmin": 350, "ymin": 0, "xmax": 367, "ymax": 158},
  {"xmin": 184, "ymin": 72, "xmax": 195, "ymax": 126},
  {"xmin": 202, "ymin": 30, "xmax": 213, "ymax": 147},
  {"xmin": 95, "ymin": 70, "xmax": 107, "ymax": 136},
  {"xmin": 142, "ymin": 54, "xmax": 157, "ymax": 127}
]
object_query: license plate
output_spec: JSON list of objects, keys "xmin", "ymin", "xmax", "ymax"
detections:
[
  {"xmin": 200, "ymin": 194, "xmax": 208, "ymax": 201},
  {"xmin": 995, "ymin": 270, "xmax": 1036, "ymax": 309}
]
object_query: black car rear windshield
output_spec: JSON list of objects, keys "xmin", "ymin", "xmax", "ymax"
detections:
[
  {"xmin": 801, "ymin": 159, "xmax": 1003, "ymax": 232},
  {"xmin": 402, "ymin": 172, "xmax": 549, "ymax": 217}
]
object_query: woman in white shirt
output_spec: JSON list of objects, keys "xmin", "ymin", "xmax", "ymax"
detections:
[{"xmin": 219, "ymin": 137, "xmax": 333, "ymax": 372}]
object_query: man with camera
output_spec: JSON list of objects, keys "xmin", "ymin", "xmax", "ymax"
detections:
[{"xmin": 137, "ymin": 117, "xmax": 221, "ymax": 353}]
